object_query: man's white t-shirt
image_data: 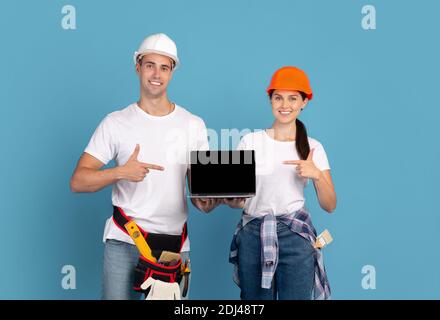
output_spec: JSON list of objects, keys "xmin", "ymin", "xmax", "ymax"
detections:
[
  {"xmin": 84, "ymin": 103, "xmax": 209, "ymax": 251},
  {"xmin": 237, "ymin": 130, "xmax": 331, "ymax": 217}
]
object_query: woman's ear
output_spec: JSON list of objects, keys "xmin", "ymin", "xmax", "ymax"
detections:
[{"xmin": 301, "ymin": 98, "xmax": 309, "ymax": 110}]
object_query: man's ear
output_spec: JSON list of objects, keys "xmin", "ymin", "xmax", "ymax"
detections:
[{"xmin": 135, "ymin": 62, "xmax": 141, "ymax": 75}]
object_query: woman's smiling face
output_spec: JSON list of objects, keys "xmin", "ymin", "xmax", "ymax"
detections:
[{"xmin": 270, "ymin": 90, "xmax": 308, "ymax": 124}]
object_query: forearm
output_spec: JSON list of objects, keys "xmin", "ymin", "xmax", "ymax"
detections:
[
  {"xmin": 70, "ymin": 166, "xmax": 123, "ymax": 193},
  {"xmin": 313, "ymin": 172, "xmax": 337, "ymax": 213}
]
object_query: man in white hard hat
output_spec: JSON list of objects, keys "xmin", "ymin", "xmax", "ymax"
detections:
[{"xmin": 70, "ymin": 33, "xmax": 219, "ymax": 300}]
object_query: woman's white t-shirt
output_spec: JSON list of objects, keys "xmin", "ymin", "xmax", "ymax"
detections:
[
  {"xmin": 84, "ymin": 103, "xmax": 209, "ymax": 251},
  {"xmin": 237, "ymin": 130, "xmax": 331, "ymax": 217}
]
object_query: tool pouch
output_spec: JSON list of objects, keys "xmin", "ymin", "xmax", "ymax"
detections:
[
  {"xmin": 112, "ymin": 206, "xmax": 188, "ymax": 294},
  {"xmin": 132, "ymin": 233, "xmax": 184, "ymax": 292},
  {"xmin": 133, "ymin": 254, "xmax": 183, "ymax": 292}
]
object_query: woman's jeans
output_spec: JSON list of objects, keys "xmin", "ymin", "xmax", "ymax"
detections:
[
  {"xmin": 237, "ymin": 219, "xmax": 315, "ymax": 300},
  {"xmin": 102, "ymin": 239, "xmax": 190, "ymax": 300}
]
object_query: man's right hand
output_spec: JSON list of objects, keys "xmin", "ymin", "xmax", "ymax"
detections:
[{"xmin": 119, "ymin": 144, "xmax": 164, "ymax": 182}]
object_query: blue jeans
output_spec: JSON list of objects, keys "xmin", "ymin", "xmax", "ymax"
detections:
[
  {"xmin": 102, "ymin": 239, "xmax": 191, "ymax": 300},
  {"xmin": 236, "ymin": 219, "xmax": 315, "ymax": 300}
]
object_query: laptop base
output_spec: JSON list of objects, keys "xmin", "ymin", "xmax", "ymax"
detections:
[{"xmin": 188, "ymin": 194, "xmax": 255, "ymax": 199}]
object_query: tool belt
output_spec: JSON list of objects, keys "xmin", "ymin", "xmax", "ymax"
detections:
[{"xmin": 112, "ymin": 206, "xmax": 189, "ymax": 293}]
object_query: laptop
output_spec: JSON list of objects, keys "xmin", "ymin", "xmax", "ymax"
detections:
[{"xmin": 188, "ymin": 150, "xmax": 256, "ymax": 198}]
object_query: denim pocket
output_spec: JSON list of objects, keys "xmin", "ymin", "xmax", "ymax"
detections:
[
  {"xmin": 293, "ymin": 232, "xmax": 315, "ymax": 254},
  {"xmin": 237, "ymin": 219, "xmax": 260, "ymax": 246}
]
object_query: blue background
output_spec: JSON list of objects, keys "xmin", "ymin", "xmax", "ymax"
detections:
[{"xmin": 1, "ymin": 0, "xmax": 439, "ymax": 299}]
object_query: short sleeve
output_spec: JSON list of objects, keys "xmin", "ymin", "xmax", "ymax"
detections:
[
  {"xmin": 236, "ymin": 133, "xmax": 250, "ymax": 151},
  {"xmin": 84, "ymin": 116, "xmax": 117, "ymax": 165},
  {"xmin": 312, "ymin": 141, "xmax": 331, "ymax": 171},
  {"xmin": 236, "ymin": 138, "xmax": 246, "ymax": 151}
]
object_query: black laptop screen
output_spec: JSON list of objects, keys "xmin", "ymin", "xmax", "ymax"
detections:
[{"xmin": 189, "ymin": 150, "xmax": 256, "ymax": 196}]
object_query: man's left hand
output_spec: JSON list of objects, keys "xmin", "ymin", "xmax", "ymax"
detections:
[{"xmin": 192, "ymin": 198, "xmax": 221, "ymax": 213}]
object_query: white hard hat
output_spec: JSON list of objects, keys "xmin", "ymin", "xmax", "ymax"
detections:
[{"xmin": 133, "ymin": 33, "xmax": 180, "ymax": 69}]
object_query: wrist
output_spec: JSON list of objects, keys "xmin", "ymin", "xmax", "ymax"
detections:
[
  {"xmin": 231, "ymin": 200, "xmax": 245, "ymax": 209},
  {"xmin": 114, "ymin": 166, "xmax": 126, "ymax": 180},
  {"xmin": 313, "ymin": 170, "xmax": 323, "ymax": 182}
]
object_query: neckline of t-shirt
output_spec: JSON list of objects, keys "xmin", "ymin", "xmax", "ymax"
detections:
[
  {"xmin": 263, "ymin": 129, "xmax": 296, "ymax": 144},
  {"xmin": 133, "ymin": 102, "xmax": 179, "ymax": 120}
]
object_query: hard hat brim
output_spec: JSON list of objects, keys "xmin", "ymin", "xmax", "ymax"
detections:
[
  {"xmin": 266, "ymin": 87, "xmax": 313, "ymax": 100},
  {"xmin": 133, "ymin": 50, "xmax": 180, "ymax": 69}
]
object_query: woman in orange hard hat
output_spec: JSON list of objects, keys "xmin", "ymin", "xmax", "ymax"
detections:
[{"xmin": 226, "ymin": 66, "xmax": 337, "ymax": 300}]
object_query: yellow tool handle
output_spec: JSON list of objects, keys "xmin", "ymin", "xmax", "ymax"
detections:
[
  {"xmin": 181, "ymin": 260, "xmax": 191, "ymax": 274},
  {"xmin": 124, "ymin": 221, "xmax": 157, "ymax": 262}
]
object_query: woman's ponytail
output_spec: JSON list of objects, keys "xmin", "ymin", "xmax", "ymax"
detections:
[{"xmin": 295, "ymin": 118, "xmax": 310, "ymax": 160}]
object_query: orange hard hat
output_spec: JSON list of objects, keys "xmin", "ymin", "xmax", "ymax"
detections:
[{"xmin": 266, "ymin": 66, "xmax": 313, "ymax": 100}]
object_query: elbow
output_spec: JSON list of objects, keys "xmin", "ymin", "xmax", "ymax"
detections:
[
  {"xmin": 323, "ymin": 196, "xmax": 337, "ymax": 214},
  {"xmin": 70, "ymin": 175, "xmax": 90, "ymax": 193},
  {"xmin": 70, "ymin": 179, "xmax": 97, "ymax": 193},
  {"xmin": 70, "ymin": 167, "xmax": 100, "ymax": 193},
  {"xmin": 325, "ymin": 206, "xmax": 336, "ymax": 214},
  {"xmin": 70, "ymin": 177, "xmax": 80, "ymax": 193},
  {"xmin": 326, "ymin": 197, "xmax": 337, "ymax": 214}
]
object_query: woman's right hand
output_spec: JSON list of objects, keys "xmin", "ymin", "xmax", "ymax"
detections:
[{"xmin": 223, "ymin": 198, "xmax": 247, "ymax": 209}]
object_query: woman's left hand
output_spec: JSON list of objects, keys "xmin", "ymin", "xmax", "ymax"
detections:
[
  {"xmin": 283, "ymin": 148, "xmax": 322, "ymax": 181},
  {"xmin": 223, "ymin": 198, "xmax": 247, "ymax": 209}
]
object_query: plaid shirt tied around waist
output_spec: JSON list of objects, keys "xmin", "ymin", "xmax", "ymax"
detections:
[{"xmin": 229, "ymin": 207, "xmax": 331, "ymax": 300}]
